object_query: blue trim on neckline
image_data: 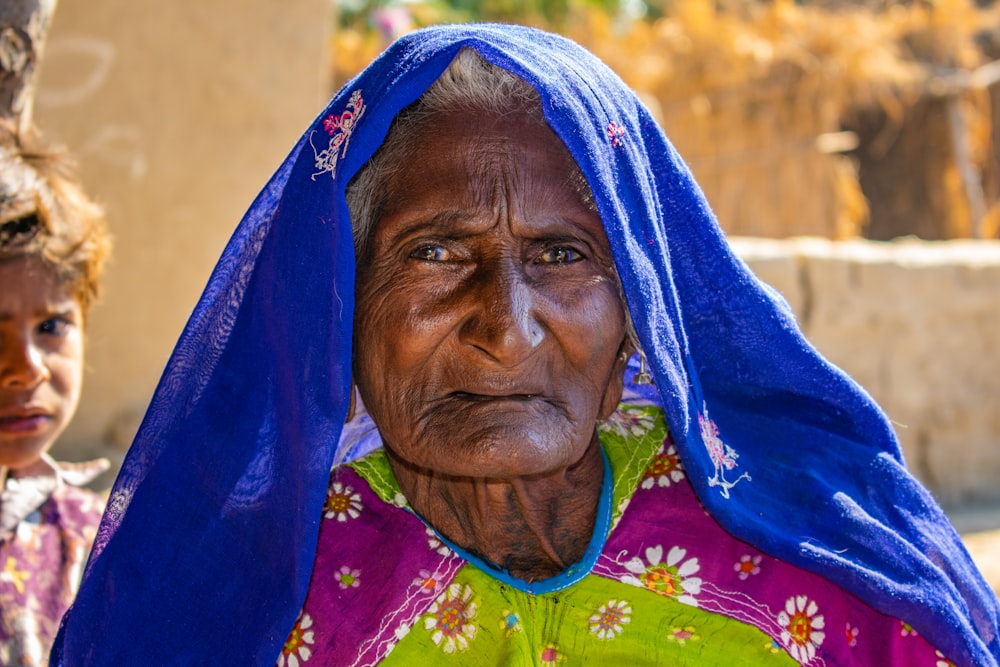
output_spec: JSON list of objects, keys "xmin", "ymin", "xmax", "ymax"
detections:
[{"xmin": 431, "ymin": 447, "xmax": 614, "ymax": 595}]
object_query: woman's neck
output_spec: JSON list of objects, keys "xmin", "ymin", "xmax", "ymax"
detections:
[{"xmin": 386, "ymin": 433, "xmax": 605, "ymax": 582}]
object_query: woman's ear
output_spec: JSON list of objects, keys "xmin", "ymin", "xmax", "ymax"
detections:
[{"xmin": 598, "ymin": 338, "xmax": 633, "ymax": 420}]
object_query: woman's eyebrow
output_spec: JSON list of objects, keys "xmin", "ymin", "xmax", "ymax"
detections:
[
  {"xmin": 524, "ymin": 215, "xmax": 607, "ymax": 244},
  {"xmin": 385, "ymin": 210, "xmax": 481, "ymax": 241}
]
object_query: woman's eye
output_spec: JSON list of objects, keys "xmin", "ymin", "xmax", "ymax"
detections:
[
  {"xmin": 410, "ymin": 245, "xmax": 450, "ymax": 262},
  {"xmin": 38, "ymin": 317, "xmax": 71, "ymax": 337},
  {"xmin": 539, "ymin": 246, "xmax": 583, "ymax": 264}
]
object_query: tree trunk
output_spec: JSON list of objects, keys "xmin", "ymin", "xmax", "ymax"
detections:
[{"xmin": 0, "ymin": 0, "xmax": 58, "ymax": 131}]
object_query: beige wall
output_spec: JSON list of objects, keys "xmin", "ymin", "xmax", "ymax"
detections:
[
  {"xmin": 33, "ymin": 0, "xmax": 329, "ymax": 473},
  {"xmin": 735, "ymin": 237, "xmax": 1000, "ymax": 507}
]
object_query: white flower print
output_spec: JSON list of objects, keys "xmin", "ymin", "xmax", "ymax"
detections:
[
  {"xmin": 777, "ymin": 595, "xmax": 826, "ymax": 663},
  {"xmin": 277, "ymin": 612, "xmax": 314, "ymax": 667},
  {"xmin": 599, "ymin": 406, "xmax": 656, "ymax": 438},
  {"xmin": 588, "ymin": 599, "xmax": 631, "ymax": 640},
  {"xmin": 621, "ymin": 545, "xmax": 702, "ymax": 606},
  {"xmin": 641, "ymin": 442, "xmax": 685, "ymax": 489},
  {"xmin": 423, "ymin": 583, "xmax": 477, "ymax": 653},
  {"xmin": 425, "ymin": 527, "xmax": 452, "ymax": 556},
  {"xmin": 324, "ymin": 482, "xmax": 362, "ymax": 521}
]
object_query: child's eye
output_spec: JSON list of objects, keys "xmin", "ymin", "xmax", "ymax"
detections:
[
  {"xmin": 37, "ymin": 317, "xmax": 71, "ymax": 337},
  {"xmin": 410, "ymin": 245, "xmax": 450, "ymax": 262},
  {"xmin": 539, "ymin": 246, "xmax": 583, "ymax": 264}
]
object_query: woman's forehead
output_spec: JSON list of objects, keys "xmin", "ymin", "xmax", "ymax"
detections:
[
  {"xmin": 346, "ymin": 48, "xmax": 608, "ymax": 262},
  {"xmin": 372, "ymin": 109, "xmax": 607, "ymax": 243}
]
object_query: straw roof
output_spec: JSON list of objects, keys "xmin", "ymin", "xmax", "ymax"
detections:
[{"xmin": 330, "ymin": 0, "xmax": 1000, "ymax": 239}]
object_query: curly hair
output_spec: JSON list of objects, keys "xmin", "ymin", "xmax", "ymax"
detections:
[{"xmin": 0, "ymin": 119, "xmax": 111, "ymax": 319}]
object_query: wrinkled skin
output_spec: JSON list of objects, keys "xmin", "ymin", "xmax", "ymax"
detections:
[
  {"xmin": 0, "ymin": 256, "xmax": 84, "ymax": 476},
  {"xmin": 353, "ymin": 109, "xmax": 630, "ymax": 580}
]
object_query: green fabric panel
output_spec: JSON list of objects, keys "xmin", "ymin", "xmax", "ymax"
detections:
[
  {"xmin": 597, "ymin": 405, "xmax": 666, "ymax": 527},
  {"xmin": 381, "ymin": 564, "xmax": 797, "ymax": 665},
  {"xmin": 349, "ymin": 448, "xmax": 402, "ymax": 505}
]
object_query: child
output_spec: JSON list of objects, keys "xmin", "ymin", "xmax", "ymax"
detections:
[{"xmin": 0, "ymin": 119, "xmax": 111, "ymax": 665}]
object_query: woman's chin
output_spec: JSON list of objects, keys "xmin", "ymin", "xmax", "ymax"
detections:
[{"xmin": 396, "ymin": 425, "xmax": 595, "ymax": 479}]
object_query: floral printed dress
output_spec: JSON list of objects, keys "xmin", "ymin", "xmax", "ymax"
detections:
[
  {"xmin": 279, "ymin": 405, "xmax": 948, "ymax": 666},
  {"xmin": 0, "ymin": 456, "xmax": 107, "ymax": 666}
]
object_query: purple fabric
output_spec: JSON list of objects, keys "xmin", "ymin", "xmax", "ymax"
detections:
[
  {"xmin": 289, "ymin": 437, "xmax": 942, "ymax": 665},
  {"xmin": 0, "ymin": 485, "xmax": 103, "ymax": 665}
]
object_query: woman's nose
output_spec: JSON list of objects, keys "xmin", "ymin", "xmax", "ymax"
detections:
[
  {"xmin": 459, "ymin": 262, "xmax": 544, "ymax": 365},
  {"xmin": 0, "ymin": 340, "xmax": 50, "ymax": 389}
]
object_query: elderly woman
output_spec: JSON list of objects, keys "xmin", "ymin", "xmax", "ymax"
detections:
[{"xmin": 54, "ymin": 25, "xmax": 997, "ymax": 666}]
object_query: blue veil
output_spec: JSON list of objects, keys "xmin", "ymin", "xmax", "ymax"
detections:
[{"xmin": 53, "ymin": 24, "xmax": 998, "ymax": 666}]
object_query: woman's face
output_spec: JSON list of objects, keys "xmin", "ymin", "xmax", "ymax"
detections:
[
  {"xmin": 0, "ymin": 255, "xmax": 84, "ymax": 472},
  {"xmin": 354, "ymin": 110, "xmax": 628, "ymax": 478}
]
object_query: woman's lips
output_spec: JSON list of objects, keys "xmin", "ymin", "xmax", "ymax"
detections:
[{"xmin": 450, "ymin": 392, "xmax": 539, "ymax": 402}]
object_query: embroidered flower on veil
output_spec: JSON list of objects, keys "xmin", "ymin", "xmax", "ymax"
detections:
[
  {"xmin": 311, "ymin": 90, "xmax": 366, "ymax": 180},
  {"xmin": 699, "ymin": 402, "xmax": 750, "ymax": 498}
]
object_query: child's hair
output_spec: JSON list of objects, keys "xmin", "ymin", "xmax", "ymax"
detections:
[{"xmin": 0, "ymin": 118, "xmax": 111, "ymax": 318}]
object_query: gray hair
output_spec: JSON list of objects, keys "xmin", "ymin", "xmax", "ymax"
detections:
[
  {"xmin": 347, "ymin": 48, "xmax": 560, "ymax": 260},
  {"xmin": 345, "ymin": 47, "xmax": 639, "ymax": 355}
]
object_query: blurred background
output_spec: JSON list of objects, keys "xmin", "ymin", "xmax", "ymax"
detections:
[{"xmin": 10, "ymin": 0, "xmax": 999, "ymax": 586}]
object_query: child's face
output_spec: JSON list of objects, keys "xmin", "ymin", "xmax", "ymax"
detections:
[{"xmin": 0, "ymin": 255, "xmax": 84, "ymax": 473}]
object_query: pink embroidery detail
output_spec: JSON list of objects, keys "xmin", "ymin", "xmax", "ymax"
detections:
[
  {"xmin": 846, "ymin": 622, "xmax": 859, "ymax": 647},
  {"xmin": 540, "ymin": 644, "xmax": 563, "ymax": 665},
  {"xmin": 412, "ymin": 569, "xmax": 445, "ymax": 595},
  {"xmin": 699, "ymin": 402, "xmax": 750, "ymax": 498},
  {"xmin": 311, "ymin": 90, "xmax": 366, "ymax": 180},
  {"xmin": 607, "ymin": 122, "xmax": 625, "ymax": 147},
  {"xmin": 335, "ymin": 565, "xmax": 361, "ymax": 589},
  {"xmin": 734, "ymin": 554, "xmax": 761, "ymax": 580}
]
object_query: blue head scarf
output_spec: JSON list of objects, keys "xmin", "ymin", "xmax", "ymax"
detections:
[{"xmin": 53, "ymin": 24, "xmax": 998, "ymax": 666}]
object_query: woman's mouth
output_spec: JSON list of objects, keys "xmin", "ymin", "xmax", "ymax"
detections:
[{"xmin": 450, "ymin": 392, "xmax": 539, "ymax": 402}]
